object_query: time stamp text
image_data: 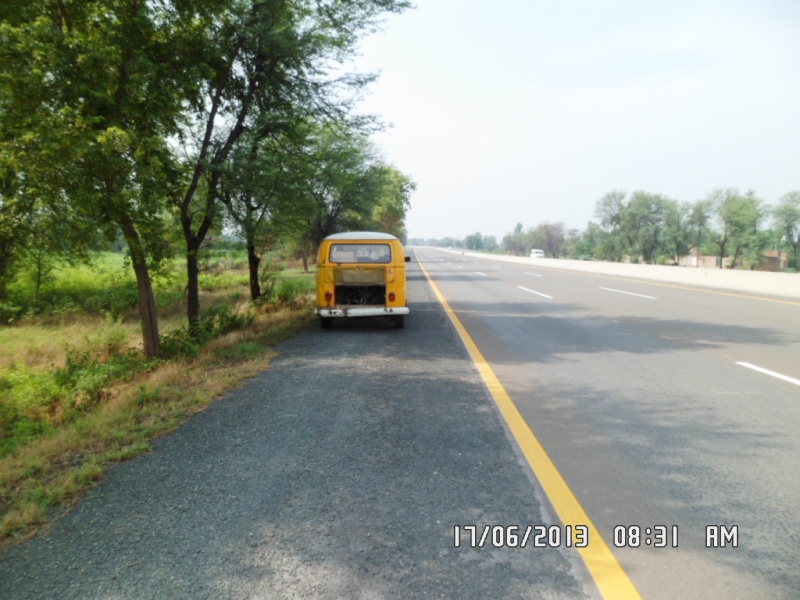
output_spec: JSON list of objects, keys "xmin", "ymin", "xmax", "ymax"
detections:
[{"xmin": 454, "ymin": 524, "xmax": 739, "ymax": 549}]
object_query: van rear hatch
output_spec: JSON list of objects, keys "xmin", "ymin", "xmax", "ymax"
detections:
[{"xmin": 334, "ymin": 267, "xmax": 386, "ymax": 305}]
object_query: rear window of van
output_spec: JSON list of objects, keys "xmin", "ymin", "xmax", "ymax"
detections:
[{"xmin": 330, "ymin": 243, "xmax": 391, "ymax": 264}]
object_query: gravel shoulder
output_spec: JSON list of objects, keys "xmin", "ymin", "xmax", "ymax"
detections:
[{"xmin": 0, "ymin": 261, "xmax": 593, "ymax": 599}]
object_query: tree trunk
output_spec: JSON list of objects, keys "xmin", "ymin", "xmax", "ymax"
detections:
[
  {"xmin": 34, "ymin": 251, "xmax": 43, "ymax": 305},
  {"xmin": 728, "ymin": 246, "xmax": 741, "ymax": 269},
  {"xmin": 118, "ymin": 216, "xmax": 160, "ymax": 358},
  {"xmin": 0, "ymin": 237, "xmax": 13, "ymax": 302},
  {"xmin": 247, "ymin": 241, "xmax": 261, "ymax": 300},
  {"xmin": 301, "ymin": 252, "xmax": 309, "ymax": 273},
  {"xmin": 186, "ymin": 239, "xmax": 201, "ymax": 334},
  {"xmin": 132, "ymin": 258, "xmax": 160, "ymax": 358}
]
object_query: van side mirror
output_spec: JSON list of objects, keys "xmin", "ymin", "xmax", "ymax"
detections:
[{"xmin": 405, "ymin": 256, "xmax": 411, "ymax": 262}]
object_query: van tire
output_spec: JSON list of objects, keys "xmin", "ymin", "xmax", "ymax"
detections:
[
  {"xmin": 320, "ymin": 317, "xmax": 333, "ymax": 329},
  {"xmin": 393, "ymin": 315, "xmax": 405, "ymax": 329}
]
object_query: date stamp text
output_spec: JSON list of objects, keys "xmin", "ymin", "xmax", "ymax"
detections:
[{"xmin": 454, "ymin": 524, "xmax": 589, "ymax": 549}]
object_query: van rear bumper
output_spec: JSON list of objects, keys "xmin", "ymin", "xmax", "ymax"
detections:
[{"xmin": 316, "ymin": 307, "xmax": 410, "ymax": 318}]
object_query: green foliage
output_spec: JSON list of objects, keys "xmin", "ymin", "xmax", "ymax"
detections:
[
  {"xmin": 707, "ymin": 189, "xmax": 767, "ymax": 268},
  {"xmin": 532, "ymin": 223, "xmax": 567, "ymax": 257},
  {"xmin": 258, "ymin": 261, "xmax": 286, "ymax": 300},
  {"xmin": 0, "ymin": 368, "xmax": 64, "ymax": 452},
  {"xmin": 1, "ymin": 0, "xmax": 414, "ymax": 355},
  {"xmin": 218, "ymin": 342, "xmax": 264, "ymax": 361},
  {"xmin": 0, "ymin": 302, "xmax": 23, "ymax": 325},
  {"xmin": 198, "ymin": 271, "xmax": 250, "ymax": 292},
  {"xmin": 566, "ymin": 222, "xmax": 602, "ymax": 260},
  {"xmin": 0, "ymin": 346, "xmax": 156, "ymax": 455},
  {"xmin": 272, "ymin": 277, "xmax": 314, "ymax": 303},
  {"xmin": 1, "ymin": 253, "xmax": 183, "ymax": 319},
  {"xmin": 594, "ymin": 190, "xmax": 675, "ymax": 264},
  {"xmin": 364, "ymin": 164, "xmax": 416, "ymax": 239},
  {"xmin": 464, "ymin": 232, "xmax": 485, "ymax": 251},
  {"xmin": 204, "ymin": 305, "xmax": 255, "ymax": 336},
  {"xmin": 492, "ymin": 187, "xmax": 785, "ymax": 267},
  {"xmin": 198, "ymin": 240, "xmax": 249, "ymax": 273},
  {"xmin": 159, "ymin": 328, "xmax": 203, "ymax": 360},
  {"xmin": 160, "ymin": 304, "xmax": 256, "ymax": 359},
  {"xmin": 772, "ymin": 191, "xmax": 800, "ymax": 269},
  {"xmin": 502, "ymin": 223, "xmax": 527, "ymax": 256}
]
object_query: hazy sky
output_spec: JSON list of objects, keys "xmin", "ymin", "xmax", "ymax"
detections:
[{"xmin": 352, "ymin": 0, "xmax": 800, "ymax": 241}]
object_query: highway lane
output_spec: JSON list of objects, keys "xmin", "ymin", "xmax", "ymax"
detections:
[{"xmin": 414, "ymin": 247, "xmax": 800, "ymax": 600}]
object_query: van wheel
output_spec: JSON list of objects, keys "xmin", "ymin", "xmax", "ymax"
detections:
[
  {"xmin": 393, "ymin": 315, "xmax": 405, "ymax": 329},
  {"xmin": 320, "ymin": 317, "xmax": 333, "ymax": 329}
]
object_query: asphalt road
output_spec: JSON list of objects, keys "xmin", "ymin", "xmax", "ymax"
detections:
[
  {"xmin": 0, "ymin": 258, "xmax": 596, "ymax": 599},
  {"xmin": 415, "ymin": 247, "xmax": 800, "ymax": 599}
]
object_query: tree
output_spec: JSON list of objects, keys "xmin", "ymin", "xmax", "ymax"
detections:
[
  {"xmin": 290, "ymin": 127, "xmax": 388, "ymax": 263},
  {"xmin": 502, "ymin": 223, "xmax": 526, "ymax": 256},
  {"xmin": 661, "ymin": 201, "xmax": 689, "ymax": 264},
  {"xmin": 568, "ymin": 223, "xmax": 604, "ymax": 260},
  {"xmin": 708, "ymin": 189, "xmax": 766, "ymax": 268},
  {"xmin": 0, "ymin": 0, "xmax": 208, "ymax": 356},
  {"xmin": 178, "ymin": 1, "xmax": 304, "ymax": 329},
  {"xmin": 220, "ymin": 129, "xmax": 298, "ymax": 300},
  {"xmin": 594, "ymin": 190, "xmax": 631, "ymax": 261},
  {"xmin": 594, "ymin": 190, "xmax": 674, "ymax": 263},
  {"xmin": 773, "ymin": 191, "xmax": 800, "ymax": 269},
  {"xmin": 532, "ymin": 222, "xmax": 566, "ymax": 257},
  {"xmin": 177, "ymin": 0, "xmax": 411, "ymax": 328},
  {"xmin": 0, "ymin": 183, "xmax": 37, "ymax": 302},
  {"xmin": 563, "ymin": 228, "xmax": 583, "ymax": 258},
  {"xmin": 594, "ymin": 228, "xmax": 626, "ymax": 262},
  {"xmin": 365, "ymin": 164, "xmax": 415, "ymax": 240},
  {"xmin": 623, "ymin": 192, "xmax": 673, "ymax": 264},
  {"xmin": 594, "ymin": 191, "xmax": 628, "ymax": 234},
  {"xmin": 464, "ymin": 232, "xmax": 484, "ymax": 250},
  {"xmin": 685, "ymin": 199, "xmax": 714, "ymax": 266}
]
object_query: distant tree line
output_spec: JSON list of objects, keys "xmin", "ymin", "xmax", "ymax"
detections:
[
  {"xmin": 414, "ymin": 189, "xmax": 800, "ymax": 270},
  {"xmin": 0, "ymin": 0, "xmax": 414, "ymax": 357}
]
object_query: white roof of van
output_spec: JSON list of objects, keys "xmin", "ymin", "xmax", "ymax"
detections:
[{"xmin": 324, "ymin": 231, "xmax": 398, "ymax": 241}]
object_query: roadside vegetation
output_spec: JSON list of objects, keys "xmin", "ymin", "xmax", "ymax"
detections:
[
  {"xmin": 0, "ymin": 0, "xmax": 419, "ymax": 550},
  {"xmin": 1, "ymin": 1, "xmax": 417, "ymax": 547},
  {"xmin": 0, "ymin": 247, "xmax": 316, "ymax": 546},
  {"xmin": 413, "ymin": 188, "xmax": 800, "ymax": 270}
]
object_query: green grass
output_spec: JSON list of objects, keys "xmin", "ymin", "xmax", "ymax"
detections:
[
  {"xmin": 198, "ymin": 270, "xmax": 251, "ymax": 292},
  {"xmin": 4, "ymin": 253, "xmax": 185, "ymax": 322}
]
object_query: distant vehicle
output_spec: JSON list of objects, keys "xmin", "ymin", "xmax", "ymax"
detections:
[
  {"xmin": 530, "ymin": 249, "xmax": 545, "ymax": 258},
  {"xmin": 316, "ymin": 231, "xmax": 410, "ymax": 329}
]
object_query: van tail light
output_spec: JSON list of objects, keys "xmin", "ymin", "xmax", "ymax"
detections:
[
  {"xmin": 325, "ymin": 291, "xmax": 333, "ymax": 303},
  {"xmin": 388, "ymin": 292, "xmax": 396, "ymax": 302}
]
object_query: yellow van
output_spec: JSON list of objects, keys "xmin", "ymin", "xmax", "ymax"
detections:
[{"xmin": 316, "ymin": 231, "xmax": 410, "ymax": 329}]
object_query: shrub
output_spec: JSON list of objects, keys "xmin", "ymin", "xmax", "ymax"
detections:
[
  {"xmin": 274, "ymin": 278, "xmax": 314, "ymax": 303},
  {"xmin": 0, "ymin": 343, "xmax": 156, "ymax": 454},
  {"xmin": 198, "ymin": 271, "xmax": 250, "ymax": 292},
  {"xmin": 83, "ymin": 285, "xmax": 140, "ymax": 317},
  {"xmin": 160, "ymin": 305, "xmax": 254, "ymax": 359},
  {"xmin": 0, "ymin": 367, "xmax": 67, "ymax": 453},
  {"xmin": 159, "ymin": 328, "xmax": 202, "ymax": 359},
  {"xmin": 259, "ymin": 261, "xmax": 286, "ymax": 299},
  {"xmin": 0, "ymin": 302, "xmax": 24, "ymax": 325}
]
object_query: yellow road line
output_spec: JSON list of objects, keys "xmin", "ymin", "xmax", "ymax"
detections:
[{"xmin": 417, "ymin": 253, "xmax": 641, "ymax": 600}]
